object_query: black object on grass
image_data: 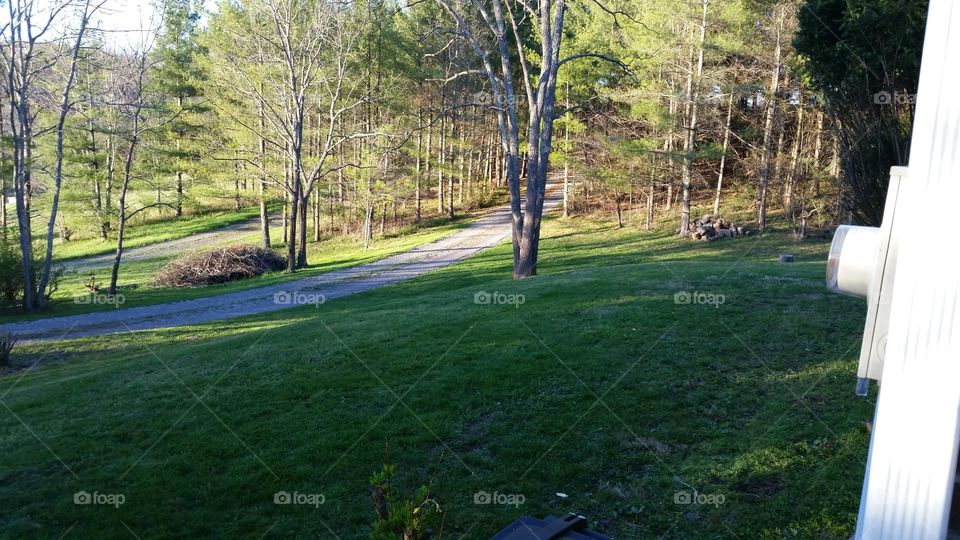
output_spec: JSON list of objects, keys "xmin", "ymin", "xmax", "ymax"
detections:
[{"xmin": 491, "ymin": 513, "xmax": 613, "ymax": 539}]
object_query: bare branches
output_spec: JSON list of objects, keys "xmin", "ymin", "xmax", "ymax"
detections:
[
  {"xmin": 426, "ymin": 69, "xmax": 485, "ymax": 83},
  {"xmin": 558, "ymin": 52, "xmax": 633, "ymax": 74}
]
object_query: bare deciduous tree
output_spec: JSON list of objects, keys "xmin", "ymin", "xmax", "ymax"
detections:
[
  {"xmin": 2, "ymin": 0, "xmax": 100, "ymax": 310},
  {"xmin": 435, "ymin": 0, "xmax": 629, "ymax": 277},
  {"xmin": 207, "ymin": 0, "xmax": 370, "ymax": 271}
]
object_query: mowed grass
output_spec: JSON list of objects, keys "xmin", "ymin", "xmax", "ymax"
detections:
[{"xmin": 0, "ymin": 215, "xmax": 872, "ymax": 538}]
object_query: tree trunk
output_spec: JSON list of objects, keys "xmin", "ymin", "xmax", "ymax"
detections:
[
  {"xmin": 258, "ymin": 89, "xmax": 271, "ymax": 248},
  {"xmin": 614, "ymin": 192, "xmax": 623, "ymax": 228},
  {"xmin": 563, "ymin": 107, "xmax": 570, "ymax": 218},
  {"xmin": 363, "ymin": 196, "xmax": 372, "ymax": 250},
  {"xmin": 679, "ymin": 0, "xmax": 708, "ymax": 237},
  {"xmin": 664, "ymin": 111, "xmax": 674, "ymax": 212},
  {"xmin": 259, "ymin": 177, "xmax": 270, "ymax": 249},
  {"xmin": 287, "ymin": 180, "xmax": 298, "ymax": 272},
  {"xmin": 313, "ymin": 192, "xmax": 321, "ymax": 242},
  {"xmin": 90, "ymin": 119, "xmax": 105, "ymax": 240},
  {"xmin": 37, "ymin": 8, "xmax": 90, "ymax": 307},
  {"xmin": 457, "ymin": 121, "xmax": 465, "ymax": 207},
  {"xmin": 449, "ymin": 121, "xmax": 456, "ymax": 220},
  {"xmin": 380, "ymin": 201, "xmax": 387, "ymax": 234},
  {"xmin": 110, "ymin": 113, "xmax": 142, "ymax": 296},
  {"xmin": 757, "ymin": 7, "xmax": 784, "ymax": 232},
  {"xmin": 829, "ymin": 123, "xmax": 841, "ymax": 178},
  {"xmin": 296, "ymin": 195, "xmax": 307, "ymax": 268},
  {"xmin": 415, "ymin": 107, "xmax": 423, "ymax": 222},
  {"xmin": 713, "ymin": 90, "xmax": 734, "ymax": 216},
  {"xmin": 646, "ymin": 183, "xmax": 654, "ymax": 231},
  {"xmin": 103, "ymin": 134, "xmax": 115, "ymax": 239},
  {"xmin": 438, "ymin": 114, "xmax": 446, "ymax": 214},
  {"xmin": 784, "ymin": 93, "xmax": 805, "ymax": 217},
  {"xmin": 0, "ymin": 108, "xmax": 5, "ymax": 239},
  {"xmin": 282, "ymin": 148, "xmax": 289, "ymax": 242},
  {"xmin": 438, "ymin": 0, "xmax": 566, "ymax": 279},
  {"xmin": 812, "ymin": 109, "xmax": 824, "ymax": 195},
  {"xmin": 175, "ymin": 94, "xmax": 184, "ymax": 216}
]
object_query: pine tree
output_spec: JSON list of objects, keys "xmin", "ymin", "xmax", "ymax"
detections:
[{"xmin": 152, "ymin": 0, "xmax": 207, "ymax": 217}]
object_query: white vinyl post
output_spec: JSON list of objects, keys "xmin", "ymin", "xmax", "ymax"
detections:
[{"xmin": 856, "ymin": 1, "xmax": 960, "ymax": 537}]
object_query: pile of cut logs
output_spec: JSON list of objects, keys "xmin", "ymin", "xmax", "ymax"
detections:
[{"xmin": 688, "ymin": 215, "xmax": 750, "ymax": 241}]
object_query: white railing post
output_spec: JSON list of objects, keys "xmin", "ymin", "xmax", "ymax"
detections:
[{"xmin": 855, "ymin": 1, "xmax": 960, "ymax": 537}]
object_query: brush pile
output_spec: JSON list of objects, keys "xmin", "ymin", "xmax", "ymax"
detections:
[
  {"xmin": 687, "ymin": 215, "xmax": 750, "ymax": 241},
  {"xmin": 155, "ymin": 245, "xmax": 287, "ymax": 288}
]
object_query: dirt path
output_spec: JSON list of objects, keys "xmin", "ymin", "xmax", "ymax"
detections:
[
  {"xmin": 6, "ymin": 190, "xmax": 561, "ymax": 340},
  {"xmin": 63, "ymin": 217, "xmax": 278, "ymax": 273}
]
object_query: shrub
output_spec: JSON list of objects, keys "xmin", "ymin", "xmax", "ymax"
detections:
[
  {"xmin": 369, "ymin": 463, "xmax": 442, "ymax": 540},
  {"xmin": 155, "ymin": 245, "xmax": 287, "ymax": 288},
  {"xmin": 0, "ymin": 333, "xmax": 17, "ymax": 367},
  {"xmin": 0, "ymin": 238, "xmax": 64, "ymax": 310},
  {"xmin": 0, "ymin": 240, "xmax": 20, "ymax": 308}
]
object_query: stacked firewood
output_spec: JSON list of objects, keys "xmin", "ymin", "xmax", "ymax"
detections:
[{"xmin": 687, "ymin": 215, "xmax": 750, "ymax": 241}]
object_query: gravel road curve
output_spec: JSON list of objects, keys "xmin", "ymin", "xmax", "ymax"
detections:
[
  {"xmin": 62, "ymin": 217, "xmax": 278, "ymax": 274},
  {"xmin": 5, "ymin": 189, "xmax": 560, "ymax": 341}
]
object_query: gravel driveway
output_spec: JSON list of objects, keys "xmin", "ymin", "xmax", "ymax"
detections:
[
  {"xmin": 62, "ymin": 216, "xmax": 279, "ymax": 274},
  {"xmin": 5, "ymin": 190, "xmax": 560, "ymax": 341}
]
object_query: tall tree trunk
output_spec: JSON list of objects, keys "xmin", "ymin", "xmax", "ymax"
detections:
[
  {"xmin": 784, "ymin": 94, "xmax": 805, "ymax": 217},
  {"xmin": 713, "ymin": 90, "xmax": 734, "ymax": 216},
  {"xmin": 313, "ymin": 192, "xmax": 321, "ymax": 242},
  {"xmin": 109, "ymin": 110, "xmax": 143, "ymax": 296},
  {"xmin": 0, "ymin": 106, "xmax": 6, "ymax": 239},
  {"xmin": 175, "ymin": 94, "xmax": 184, "ymax": 216},
  {"xmin": 89, "ymin": 102, "xmax": 105, "ymax": 241},
  {"xmin": 297, "ymin": 195, "xmax": 307, "ymax": 268},
  {"xmin": 679, "ymin": 0, "xmax": 708, "ymax": 237},
  {"xmin": 379, "ymin": 201, "xmax": 387, "ymax": 234},
  {"xmin": 563, "ymin": 98, "xmax": 570, "ymax": 218},
  {"xmin": 103, "ymin": 134, "xmax": 115, "ymax": 239},
  {"xmin": 812, "ymin": 109, "xmax": 824, "ymax": 195},
  {"xmin": 287, "ymin": 180, "xmax": 298, "ymax": 272},
  {"xmin": 259, "ymin": 176, "xmax": 270, "ymax": 248},
  {"xmin": 829, "ymin": 123, "xmax": 841, "ymax": 178},
  {"xmin": 646, "ymin": 162, "xmax": 656, "ymax": 231},
  {"xmin": 363, "ymin": 186, "xmax": 372, "ymax": 250},
  {"xmin": 664, "ymin": 98, "xmax": 674, "ymax": 211},
  {"xmin": 234, "ymin": 176, "xmax": 240, "ymax": 210},
  {"xmin": 757, "ymin": 7, "xmax": 784, "ymax": 232},
  {"xmin": 415, "ymin": 106, "xmax": 423, "ymax": 222},
  {"xmin": 457, "ymin": 120, "xmax": 465, "ymax": 207},
  {"xmin": 438, "ymin": 113, "xmax": 446, "ymax": 214},
  {"xmin": 614, "ymin": 192, "xmax": 623, "ymax": 228},
  {"xmin": 282, "ymin": 146, "xmax": 289, "ymax": 242},
  {"xmin": 37, "ymin": 5, "xmax": 91, "ymax": 306},
  {"xmin": 449, "ymin": 121, "xmax": 456, "ymax": 220},
  {"xmin": 258, "ymin": 87, "xmax": 271, "ymax": 248}
]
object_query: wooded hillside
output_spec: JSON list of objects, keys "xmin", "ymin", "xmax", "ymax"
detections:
[{"xmin": 0, "ymin": 0, "xmax": 926, "ymax": 309}]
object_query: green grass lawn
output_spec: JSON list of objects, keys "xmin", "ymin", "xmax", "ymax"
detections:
[{"xmin": 0, "ymin": 215, "xmax": 871, "ymax": 538}]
